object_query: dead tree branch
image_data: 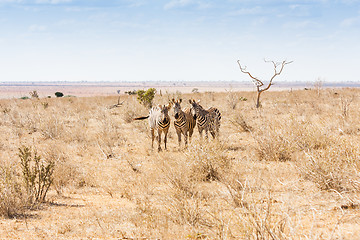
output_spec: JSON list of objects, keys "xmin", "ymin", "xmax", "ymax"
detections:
[{"xmin": 237, "ymin": 59, "xmax": 292, "ymax": 108}]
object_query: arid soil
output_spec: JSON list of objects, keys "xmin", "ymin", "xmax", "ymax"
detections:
[{"xmin": 0, "ymin": 85, "xmax": 360, "ymax": 239}]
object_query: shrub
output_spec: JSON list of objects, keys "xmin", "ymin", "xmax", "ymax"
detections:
[
  {"xmin": 253, "ymin": 128, "xmax": 294, "ymax": 162},
  {"xmin": 297, "ymin": 142, "xmax": 360, "ymax": 192},
  {"xmin": 192, "ymin": 88, "xmax": 199, "ymax": 93},
  {"xmin": 186, "ymin": 142, "xmax": 231, "ymax": 182},
  {"xmin": 55, "ymin": 92, "xmax": 64, "ymax": 98},
  {"xmin": 125, "ymin": 90, "xmax": 137, "ymax": 95},
  {"xmin": 19, "ymin": 146, "xmax": 55, "ymax": 205},
  {"xmin": 0, "ymin": 166, "xmax": 24, "ymax": 218},
  {"xmin": 29, "ymin": 90, "xmax": 39, "ymax": 99},
  {"xmin": 137, "ymin": 88, "xmax": 156, "ymax": 109},
  {"xmin": 230, "ymin": 113, "xmax": 253, "ymax": 132}
]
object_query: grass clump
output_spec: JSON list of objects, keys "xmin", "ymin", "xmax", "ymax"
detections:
[
  {"xmin": 0, "ymin": 166, "xmax": 24, "ymax": 218},
  {"xmin": 297, "ymin": 142, "xmax": 360, "ymax": 192},
  {"xmin": 186, "ymin": 142, "xmax": 232, "ymax": 182}
]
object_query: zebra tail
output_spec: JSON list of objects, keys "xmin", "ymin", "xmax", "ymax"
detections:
[{"xmin": 133, "ymin": 116, "xmax": 149, "ymax": 120}]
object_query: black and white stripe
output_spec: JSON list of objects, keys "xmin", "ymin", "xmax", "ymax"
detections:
[
  {"xmin": 134, "ymin": 103, "xmax": 172, "ymax": 151},
  {"xmin": 189, "ymin": 99, "xmax": 221, "ymax": 139},
  {"xmin": 172, "ymin": 98, "xmax": 196, "ymax": 148}
]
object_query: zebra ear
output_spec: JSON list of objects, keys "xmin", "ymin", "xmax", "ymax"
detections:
[
  {"xmin": 179, "ymin": 99, "xmax": 182, "ymax": 103},
  {"xmin": 197, "ymin": 100, "xmax": 200, "ymax": 104},
  {"xmin": 171, "ymin": 98, "xmax": 175, "ymax": 103},
  {"xmin": 189, "ymin": 99, "xmax": 192, "ymax": 104}
]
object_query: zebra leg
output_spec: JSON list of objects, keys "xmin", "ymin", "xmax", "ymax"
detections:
[
  {"xmin": 176, "ymin": 129, "xmax": 181, "ymax": 147},
  {"xmin": 210, "ymin": 125, "xmax": 216, "ymax": 139},
  {"xmin": 151, "ymin": 128, "xmax": 155, "ymax": 149},
  {"xmin": 157, "ymin": 130, "xmax": 162, "ymax": 151},
  {"xmin": 164, "ymin": 130, "xmax": 168, "ymax": 150},
  {"xmin": 189, "ymin": 129, "xmax": 193, "ymax": 143},
  {"xmin": 210, "ymin": 130, "xmax": 216, "ymax": 139},
  {"xmin": 184, "ymin": 131, "xmax": 188, "ymax": 147},
  {"xmin": 205, "ymin": 127, "xmax": 209, "ymax": 140}
]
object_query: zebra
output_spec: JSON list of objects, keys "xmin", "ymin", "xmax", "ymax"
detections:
[
  {"xmin": 134, "ymin": 103, "xmax": 172, "ymax": 151},
  {"xmin": 172, "ymin": 98, "xmax": 196, "ymax": 148},
  {"xmin": 189, "ymin": 99, "xmax": 221, "ymax": 139}
]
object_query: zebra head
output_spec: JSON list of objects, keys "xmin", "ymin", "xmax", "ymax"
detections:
[
  {"xmin": 158, "ymin": 103, "xmax": 172, "ymax": 124},
  {"xmin": 172, "ymin": 98, "xmax": 182, "ymax": 120},
  {"xmin": 189, "ymin": 99, "xmax": 202, "ymax": 119}
]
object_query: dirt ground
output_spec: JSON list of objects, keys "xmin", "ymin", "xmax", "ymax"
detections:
[{"xmin": 0, "ymin": 84, "xmax": 360, "ymax": 239}]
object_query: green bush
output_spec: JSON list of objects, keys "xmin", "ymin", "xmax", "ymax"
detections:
[
  {"xmin": 55, "ymin": 92, "xmax": 64, "ymax": 98},
  {"xmin": 19, "ymin": 146, "xmax": 55, "ymax": 205},
  {"xmin": 137, "ymin": 88, "xmax": 156, "ymax": 109}
]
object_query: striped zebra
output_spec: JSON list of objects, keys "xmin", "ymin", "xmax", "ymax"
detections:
[
  {"xmin": 172, "ymin": 98, "xmax": 196, "ymax": 148},
  {"xmin": 189, "ymin": 99, "xmax": 221, "ymax": 139},
  {"xmin": 134, "ymin": 103, "xmax": 172, "ymax": 151}
]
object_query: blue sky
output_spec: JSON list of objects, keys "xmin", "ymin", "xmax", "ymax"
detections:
[{"xmin": 0, "ymin": 0, "xmax": 359, "ymax": 82}]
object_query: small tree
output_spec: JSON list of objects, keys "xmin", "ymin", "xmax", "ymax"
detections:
[
  {"xmin": 55, "ymin": 92, "xmax": 64, "ymax": 98},
  {"xmin": 237, "ymin": 59, "xmax": 292, "ymax": 108},
  {"xmin": 137, "ymin": 88, "xmax": 156, "ymax": 109},
  {"xmin": 313, "ymin": 78, "xmax": 323, "ymax": 96},
  {"xmin": 29, "ymin": 90, "xmax": 39, "ymax": 99}
]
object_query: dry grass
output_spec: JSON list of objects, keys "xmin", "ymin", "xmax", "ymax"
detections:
[{"xmin": 0, "ymin": 88, "xmax": 360, "ymax": 239}]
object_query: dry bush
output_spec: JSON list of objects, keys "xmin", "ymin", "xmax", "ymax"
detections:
[
  {"xmin": 230, "ymin": 112, "xmax": 253, "ymax": 133},
  {"xmin": 253, "ymin": 118, "xmax": 334, "ymax": 162},
  {"xmin": 253, "ymin": 125, "xmax": 295, "ymax": 162},
  {"xmin": 96, "ymin": 114, "xmax": 124, "ymax": 159},
  {"xmin": 0, "ymin": 165, "xmax": 24, "ymax": 218},
  {"xmin": 288, "ymin": 120, "xmax": 334, "ymax": 151},
  {"xmin": 236, "ymin": 193, "xmax": 289, "ymax": 239},
  {"xmin": 122, "ymin": 97, "xmax": 147, "ymax": 123},
  {"xmin": 297, "ymin": 141, "xmax": 360, "ymax": 192},
  {"xmin": 185, "ymin": 142, "xmax": 232, "ymax": 182},
  {"xmin": 38, "ymin": 113, "xmax": 66, "ymax": 139},
  {"xmin": 41, "ymin": 143, "xmax": 78, "ymax": 195}
]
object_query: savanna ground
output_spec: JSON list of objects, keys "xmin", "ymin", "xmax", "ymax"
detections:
[{"xmin": 0, "ymin": 87, "xmax": 360, "ymax": 239}]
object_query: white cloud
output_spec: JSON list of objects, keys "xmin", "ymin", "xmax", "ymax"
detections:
[
  {"xmin": 126, "ymin": 0, "xmax": 145, "ymax": 7},
  {"xmin": 28, "ymin": 24, "xmax": 47, "ymax": 32},
  {"xmin": 228, "ymin": 6, "xmax": 262, "ymax": 16},
  {"xmin": 282, "ymin": 20, "xmax": 317, "ymax": 29},
  {"xmin": 163, "ymin": 0, "xmax": 211, "ymax": 10},
  {"xmin": 35, "ymin": 0, "xmax": 72, "ymax": 4},
  {"xmin": 341, "ymin": 16, "xmax": 360, "ymax": 27},
  {"xmin": 164, "ymin": 0, "xmax": 193, "ymax": 10}
]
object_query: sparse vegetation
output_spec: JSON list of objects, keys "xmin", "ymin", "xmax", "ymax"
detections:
[
  {"xmin": 0, "ymin": 88, "xmax": 359, "ymax": 238},
  {"xmin": 137, "ymin": 88, "xmax": 156, "ymax": 109}
]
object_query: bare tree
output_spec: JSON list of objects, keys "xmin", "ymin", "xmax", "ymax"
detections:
[
  {"xmin": 313, "ymin": 77, "xmax": 323, "ymax": 97},
  {"xmin": 237, "ymin": 59, "xmax": 293, "ymax": 108}
]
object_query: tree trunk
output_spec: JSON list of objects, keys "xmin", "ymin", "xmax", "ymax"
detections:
[{"xmin": 256, "ymin": 90, "xmax": 262, "ymax": 108}]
